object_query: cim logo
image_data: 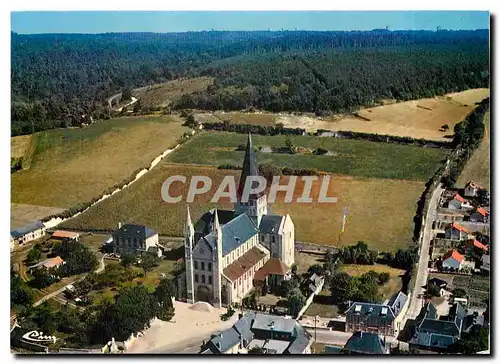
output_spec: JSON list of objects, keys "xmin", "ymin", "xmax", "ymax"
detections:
[{"xmin": 22, "ymin": 330, "xmax": 57, "ymax": 344}]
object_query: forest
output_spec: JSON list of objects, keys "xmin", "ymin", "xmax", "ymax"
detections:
[{"xmin": 11, "ymin": 30, "xmax": 489, "ymax": 135}]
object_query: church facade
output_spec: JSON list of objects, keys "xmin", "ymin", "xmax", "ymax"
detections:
[{"xmin": 179, "ymin": 133, "xmax": 295, "ymax": 308}]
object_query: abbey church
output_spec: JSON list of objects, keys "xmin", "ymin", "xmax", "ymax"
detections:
[{"xmin": 179, "ymin": 133, "xmax": 295, "ymax": 308}]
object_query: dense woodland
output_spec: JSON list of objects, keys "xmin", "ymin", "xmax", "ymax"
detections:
[{"xmin": 11, "ymin": 30, "xmax": 489, "ymax": 135}]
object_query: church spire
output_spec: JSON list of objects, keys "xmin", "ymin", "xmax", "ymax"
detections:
[
  {"xmin": 237, "ymin": 132, "xmax": 262, "ymax": 200},
  {"xmin": 186, "ymin": 204, "xmax": 193, "ymax": 228},
  {"xmin": 213, "ymin": 208, "xmax": 221, "ymax": 235}
]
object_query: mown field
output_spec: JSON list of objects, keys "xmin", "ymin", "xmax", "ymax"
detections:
[
  {"xmin": 133, "ymin": 76, "xmax": 214, "ymax": 108},
  {"xmin": 457, "ymin": 110, "xmax": 490, "ymax": 188},
  {"xmin": 11, "ymin": 203, "xmax": 65, "ymax": 230},
  {"xmin": 11, "ymin": 115, "xmax": 189, "ymax": 209},
  {"xmin": 168, "ymin": 131, "xmax": 446, "ymax": 181},
  {"xmin": 61, "ymin": 164, "xmax": 423, "ymax": 251}
]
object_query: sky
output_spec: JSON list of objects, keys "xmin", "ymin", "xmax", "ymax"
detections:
[{"xmin": 11, "ymin": 11, "xmax": 490, "ymax": 34}]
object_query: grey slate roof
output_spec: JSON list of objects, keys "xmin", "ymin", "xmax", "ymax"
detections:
[
  {"xmin": 342, "ymin": 332, "xmax": 388, "ymax": 354},
  {"xmin": 252, "ymin": 313, "xmax": 295, "ymax": 334},
  {"xmin": 259, "ymin": 215, "xmax": 284, "ymax": 234},
  {"xmin": 234, "ymin": 311, "xmax": 256, "ymax": 344},
  {"xmin": 418, "ymin": 319, "xmax": 461, "ymax": 337},
  {"xmin": 204, "ymin": 212, "xmax": 259, "ymax": 255},
  {"xmin": 285, "ymin": 324, "xmax": 312, "ymax": 354},
  {"xmin": 428, "ymin": 278, "xmax": 448, "ymax": 288},
  {"xmin": 410, "ymin": 332, "xmax": 456, "ymax": 349},
  {"xmin": 387, "ymin": 291, "xmax": 408, "ymax": 317},
  {"xmin": 10, "ymin": 221, "xmax": 45, "ymax": 239},
  {"xmin": 114, "ymin": 224, "xmax": 157, "ymax": 240},
  {"xmin": 208, "ymin": 327, "xmax": 241, "ymax": 353},
  {"xmin": 448, "ymin": 303, "xmax": 466, "ymax": 329},
  {"xmin": 346, "ymin": 302, "xmax": 396, "ymax": 321},
  {"xmin": 194, "ymin": 209, "xmax": 235, "ymax": 242}
]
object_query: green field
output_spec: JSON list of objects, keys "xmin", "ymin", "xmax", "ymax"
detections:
[
  {"xmin": 169, "ymin": 132, "xmax": 447, "ymax": 181},
  {"xmin": 11, "ymin": 115, "xmax": 188, "ymax": 208}
]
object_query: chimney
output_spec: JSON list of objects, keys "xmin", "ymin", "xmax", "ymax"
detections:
[
  {"xmin": 118, "ymin": 222, "xmax": 122, "ymax": 229},
  {"xmin": 239, "ymin": 313, "xmax": 243, "ymax": 320}
]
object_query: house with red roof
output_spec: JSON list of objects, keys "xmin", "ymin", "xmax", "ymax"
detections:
[
  {"xmin": 447, "ymin": 193, "xmax": 472, "ymax": 211},
  {"xmin": 444, "ymin": 222, "xmax": 469, "ymax": 241},
  {"xmin": 466, "ymin": 239, "xmax": 488, "ymax": 253},
  {"xmin": 470, "ymin": 207, "xmax": 489, "ymax": 223},
  {"xmin": 442, "ymin": 250, "xmax": 464, "ymax": 270}
]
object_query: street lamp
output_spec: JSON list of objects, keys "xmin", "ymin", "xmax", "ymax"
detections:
[{"xmin": 313, "ymin": 315, "xmax": 320, "ymax": 353}]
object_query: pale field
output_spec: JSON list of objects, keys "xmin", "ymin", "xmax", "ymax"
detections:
[
  {"xmin": 11, "ymin": 134, "xmax": 32, "ymax": 159},
  {"xmin": 11, "ymin": 115, "xmax": 189, "ymax": 208},
  {"xmin": 134, "ymin": 76, "xmax": 214, "ymax": 108},
  {"xmin": 457, "ymin": 111, "xmax": 490, "ymax": 188},
  {"xmin": 11, "ymin": 203, "xmax": 66, "ymax": 230},
  {"xmin": 196, "ymin": 89, "xmax": 489, "ymax": 142}
]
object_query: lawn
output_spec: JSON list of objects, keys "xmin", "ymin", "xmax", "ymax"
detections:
[
  {"xmin": 457, "ymin": 110, "xmax": 490, "ymax": 188},
  {"xmin": 168, "ymin": 131, "xmax": 446, "ymax": 181},
  {"xmin": 61, "ymin": 164, "xmax": 422, "ymax": 251},
  {"xmin": 11, "ymin": 115, "xmax": 189, "ymax": 208}
]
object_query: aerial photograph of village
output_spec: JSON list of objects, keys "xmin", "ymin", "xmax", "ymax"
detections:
[{"xmin": 9, "ymin": 9, "xmax": 490, "ymax": 355}]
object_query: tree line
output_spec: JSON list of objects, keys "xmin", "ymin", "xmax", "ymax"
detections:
[{"xmin": 12, "ymin": 30, "xmax": 488, "ymax": 136}]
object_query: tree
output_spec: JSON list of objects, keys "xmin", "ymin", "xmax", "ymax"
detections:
[
  {"xmin": 427, "ymin": 283, "xmax": 441, "ymax": 298},
  {"xmin": 27, "ymin": 245, "xmax": 42, "ymax": 263},
  {"xmin": 454, "ymin": 327, "xmax": 489, "ymax": 354},
  {"xmin": 329, "ymin": 272, "xmax": 353, "ymax": 304},
  {"xmin": 11, "ymin": 275, "xmax": 35, "ymax": 308},
  {"xmin": 452, "ymin": 288, "xmax": 467, "ymax": 298},
  {"xmin": 287, "ymin": 288, "xmax": 306, "ymax": 317},
  {"xmin": 441, "ymin": 124, "xmax": 450, "ymax": 131},
  {"xmin": 122, "ymin": 88, "xmax": 132, "ymax": 102},
  {"xmin": 120, "ymin": 252, "xmax": 137, "ymax": 268},
  {"xmin": 285, "ymin": 137, "xmax": 295, "ymax": 154},
  {"xmin": 154, "ymin": 278, "xmax": 176, "ymax": 321},
  {"xmin": 378, "ymin": 272, "xmax": 390, "ymax": 285},
  {"xmin": 477, "ymin": 189, "xmax": 489, "ymax": 206},
  {"xmin": 248, "ymin": 346, "xmax": 266, "ymax": 354},
  {"xmin": 183, "ymin": 113, "xmax": 198, "ymax": 128},
  {"xmin": 30, "ymin": 268, "xmax": 58, "ymax": 289},
  {"xmin": 291, "ymin": 263, "xmax": 298, "ymax": 276},
  {"xmin": 308, "ymin": 264, "xmax": 325, "ymax": 276},
  {"xmin": 139, "ymin": 252, "xmax": 160, "ymax": 276},
  {"xmin": 279, "ymin": 279, "xmax": 297, "ymax": 297}
]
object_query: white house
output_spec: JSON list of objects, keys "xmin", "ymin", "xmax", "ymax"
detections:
[
  {"xmin": 464, "ymin": 181, "xmax": 481, "ymax": 197},
  {"xmin": 111, "ymin": 223, "xmax": 161, "ymax": 257},
  {"xmin": 10, "ymin": 221, "xmax": 46, "ymax": 245},
  {"xmin": 442, "ymin": 250, "xmax": 464, "ymax": 270}
]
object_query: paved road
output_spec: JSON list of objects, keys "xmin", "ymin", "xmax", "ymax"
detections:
[
  {"xmin": 145, "ymin": 331, "xmax": 222, "ymax": 354},
  {"xmin": 404, "ymin": 184, "xmax": 444, "ymax": 321}
]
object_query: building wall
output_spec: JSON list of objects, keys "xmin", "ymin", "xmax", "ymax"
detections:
[
  {"xmin": 464, "ymin": 186, "xmax": 477, "ymax": 197},
  {"xmin": 145, "ymin": 234, "xmax": 159, "ymax": 250},
  {"xmin": 346, "ymin": 316, "xmax": 394, "ymax": 336},
  {"xmin": 448, "ymin": 200, "xmax": 462, "ymax": 210},
  {"xmin": 281, "ymin": 215, "xmax": 295, "ymax": 268},
  {"xmin": 19, "ymin": 227, "xmax": 46, "ymax": 244}
]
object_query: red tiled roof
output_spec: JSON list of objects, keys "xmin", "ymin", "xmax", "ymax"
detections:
[
  {"xmin": 44, "ymin": 256, "xmax": 65, "ymax": 268},
  {"xmin": 453, "ymin": 193, "xmax": 466, "ymax": 204},
  {"xmin": 476, "ymin": 207, "xmax": 488, "ymax": 217},
  {"xmin": 253, "ymin": 258, "xmax": 290, "ymax": 282},
  {"xmin": 469, "ymin": 239, "xmax": 488, "ymax": 251},
  {"xmin": 450, "ymin": 222, "xmax": 469, "ymax": 234},
  {"xmin": 443, "ymin": 250, "xmax": 464, "ymax": 263},
  {"xmin": 52, "ymin": 230, "xmax": 79, "ymax": 239},
  {"xmin": 223, "ymin": 246, "xmax": 266, "ymax": 282}
]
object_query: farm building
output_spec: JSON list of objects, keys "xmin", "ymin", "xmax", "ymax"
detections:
[
  {"xmin": 51, "ymin": 230, "xmax": 80, "ymax": 241},
  {"xmin": 111, "ymin": 223, "xmax": 162, "ymax": 257},
  {"xmin": 444, "ymin": 222, "xmax": 469, "ymax": 241},
  {"xmin": 442, "ymin": 250, "xmax": 464, "ymax": 270},
  {"xmin": 470, "ymin": 207, "xmax": 489, "ymax": 223},
  {"xmin": 10, "ymin": 221, "xmax": 46, "ymax": 245},
  {"xmin": 341, "ymin": 332, "xmax": 389, "ymax": 355},
  {"xmin": 345, "ymin": 291, "xmax": 408, "ymax": 337},
  {"xmin": 464, "ymin": 181, "xmax": 481, "ymax": 197},
  {"xmin": 28, "ymin": 256, "xmax": 65, "ymax": 272}
]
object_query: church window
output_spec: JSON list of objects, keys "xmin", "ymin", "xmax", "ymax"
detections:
[
  {"xmin": 195, "ymin": 274, "xmax": 199, "ymax": 283},
  {"xmin": 202, "ymin": 275, "xmax": 206, "ymax": 284},
  {"xmin": 233, "ymin": 282, "xmax": 236, "ymax": 289},
  {"xmin": 208, "ymin": 276, "xmax": 212, "ymax": 285},
  {"xmin": 194, "ymin": 261, "xmax": 198, "ymax": 270},
  {"xmin": 201, "ymin": 262, "xmax": 205, "ymax": 271},
  {"xmin": 208, "ymin": 263, "xmax": 212, "ymax": 271}
]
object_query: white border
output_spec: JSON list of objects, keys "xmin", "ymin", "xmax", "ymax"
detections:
[{"xmin": 2, "ymin": 2, "xmax": 497, "ymax": 364}]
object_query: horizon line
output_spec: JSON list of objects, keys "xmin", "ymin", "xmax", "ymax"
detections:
[{"xmin": 12, "ymin": 28, "xmax": 490, "ymax": 36}]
